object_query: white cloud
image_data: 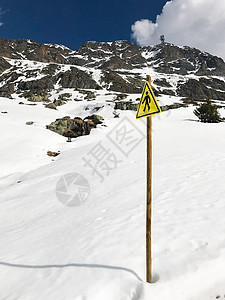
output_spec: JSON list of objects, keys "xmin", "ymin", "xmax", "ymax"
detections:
[{"xmin": 131, "ymin": 0, "xmax": 225, "ymax": 60}]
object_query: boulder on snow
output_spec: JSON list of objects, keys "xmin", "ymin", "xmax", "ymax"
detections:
[
  {"xmin": 46, "ymin": 115, "xmax": 104, "ymax": 140},
  {"xmin": 26, "ymin": 121, "xmax": 34, "ymax": 125},
  {"xmin": 45, "ymin": 103, "xmax": 57, "ymax": 110},
  {"xmin": 47, "ymin": 151, "xmax": 60, "ymax": 157}
]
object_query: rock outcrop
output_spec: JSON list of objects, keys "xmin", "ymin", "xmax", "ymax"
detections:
[
  {"xmin": 101, "ymin": 70, "xmax": 142, "ymax": 93},
  {"xmin": 17, "ymin": 76, "xmax": 54, "ymax": 92},
  {"xmin": 177, "ymin": 78, "xmax": 225, "ymax": 100},
  {"xmin": 0, "ymin": 83, "xmax": 14, "ymax": 98},
  {"xmin": 0, "ymin": 57, "xmax": 11, "ymax": 74},
  {"xmin": 46, "ymin": 115, "xmax": 103, "ymax": 139},
  {"xmin": 56, "ymin": 67, "xmax": 99, "ymax": 89}
]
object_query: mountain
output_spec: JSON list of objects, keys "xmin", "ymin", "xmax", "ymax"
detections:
[
  {"xmin": 1, "ymin": 38, "xmax": 225, "ymax": 299},
  {"xmin": 0, "ymin": 37, "xmax": 225, "ymax": 101}
]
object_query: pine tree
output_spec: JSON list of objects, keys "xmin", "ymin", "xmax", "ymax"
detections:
[{"xmin": 194, "ymin": 100, "xmax": 221, "ymax": 123}]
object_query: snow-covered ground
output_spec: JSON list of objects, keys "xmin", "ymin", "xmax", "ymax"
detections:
[{"xmin": 1, "ymin": 92, "xmax": 225, "ymax": 300}]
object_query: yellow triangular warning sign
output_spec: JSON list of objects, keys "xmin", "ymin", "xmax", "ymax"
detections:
[{"xmin": 136, "ymin": 81, "xmax": 161, "ymax": 119}]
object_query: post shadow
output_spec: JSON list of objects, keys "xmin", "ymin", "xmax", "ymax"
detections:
[{"xmin": 0, "ymin": 261, "xmax": 142, "ymax": 281}]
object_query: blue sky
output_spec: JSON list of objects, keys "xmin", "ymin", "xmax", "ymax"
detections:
[{"xmin": 0, "ymin": 0, "xmax": 168, "ymax": 50}]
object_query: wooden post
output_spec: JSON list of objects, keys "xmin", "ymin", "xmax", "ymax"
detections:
[{"xmin": 146, "ymin": 75, "xmax": 152, "ymax": 283}]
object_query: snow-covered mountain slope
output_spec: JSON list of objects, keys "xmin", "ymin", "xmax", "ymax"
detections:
[
  {"xmin": 1, "ymin": 91, "xmax": 225, "ymax": 299},
  {"xmin": 0, "ymin": 38, "xmax": 225, "ymax": 100}
]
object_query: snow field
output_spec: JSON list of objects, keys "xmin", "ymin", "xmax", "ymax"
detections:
[{"xmin": 0, "ymin": 93, "xmax": 225, "ymax": 299}]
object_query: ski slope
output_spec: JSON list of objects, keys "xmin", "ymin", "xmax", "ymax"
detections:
[{"xmin": 0, "ymin": 93, "xmax": 225, "ymax": 300}]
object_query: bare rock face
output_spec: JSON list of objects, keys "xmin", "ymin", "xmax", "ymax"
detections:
[
  {"xmin": 17, "ymin": 76, "xmax": 54, "ymax": 92},
  {"xmin": 0, "ymin": 57, "xmax": 11, "ymax": 74},
  {"xmin": 56, "ymin": 67, "xmax": 100, "ymax": 89},
  {"xmin": 177, "ymin": 78, "xmax": 225, "ymax": 100},
  {"xmin": 101, "ymin": 70, "xmax": 143, "ymax": 93},
  {"xmin": 0, "ymin": 83, "xmax": 14, "ymax": 98},
  {"xmin": 41, "ymin": 64, "xmax": 60, "ymax": 76},
  {"xmin": 100, "ymin": 56, "xmax": 133, "ymax": 71}
]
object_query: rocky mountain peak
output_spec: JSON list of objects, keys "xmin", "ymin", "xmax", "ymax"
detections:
[
  {"xmin": 75, "ymin": 40, "xmax": 146, "ymax": 69},
  {"xmin": 0, "ymin": 37, "xmax": 76, "ymax": 64},
  {"xmin": 145, "ymin": 42, "xmax": 225, "ymax": 76},
  {"xmin": 1, "ymin": 37, "xmax": 224, "ymax": 75},
  {"xmin": 0, "ymin": 37, "xmax": 225, "ymax": 101}
]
